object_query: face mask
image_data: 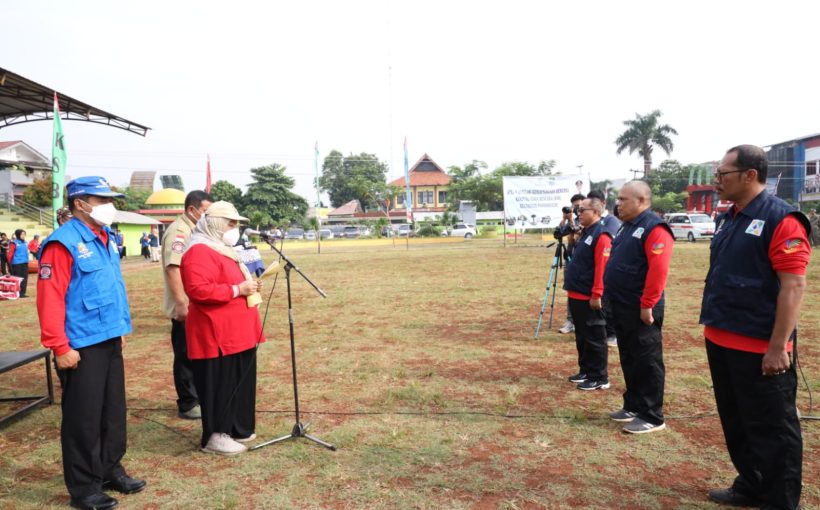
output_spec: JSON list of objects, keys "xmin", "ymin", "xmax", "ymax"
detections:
[
  {"xmin": 222, "ymin": 227, "xmax": 240, "ymax": 247},
  {"xmin": 86, "ymin": 202, "xmax": 118, "ymax": 226}
]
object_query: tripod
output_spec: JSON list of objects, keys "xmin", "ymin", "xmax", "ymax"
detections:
[
  {"xmin": 252, "ymin": 241, "xmax": 336, "ymax": 452},
  {"xmin": 534, "ymin": 238, "xmax": 567, "ymax": 339}
]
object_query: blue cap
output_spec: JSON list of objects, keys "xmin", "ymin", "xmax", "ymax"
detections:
[{"xmin": 65, "ymin": 176, "xmax": 125, "ymax": 198}]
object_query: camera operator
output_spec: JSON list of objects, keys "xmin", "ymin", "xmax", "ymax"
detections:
[{"xmin": 554, "ymin": 193, "xmax": 585, "ymax": 334}]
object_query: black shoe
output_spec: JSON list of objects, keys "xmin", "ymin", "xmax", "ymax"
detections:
[
  {"xmin": 70, "ymin": 492, "xmax": 118, "ymax": 510},
  {"xmin": 567, "ymin": 372, "xmax": 586, "ymax": 383},
  {"xmin": 707, "ymin": 487, "xmax": 759, "ymax": 507},
  {"xmin": 102, "ymin": 475, "xmax": 146, "ymax": 494}
]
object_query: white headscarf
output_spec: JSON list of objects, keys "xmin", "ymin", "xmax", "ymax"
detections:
[{"xmin": 187, "ymin": 213, "xmax": 253, "ymax": 283}]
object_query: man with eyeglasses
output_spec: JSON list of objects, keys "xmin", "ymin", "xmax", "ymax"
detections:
[
  {"xmin": 563, "ymin": 197, "xmax": 613, "ymax": 391},
  {"xmin": 701, "ymin": 145, "xmax": 810, "ymax": 510},
  {"xmin": 603, "ymin": 180, "xmax": 674, "ymax": 434}
]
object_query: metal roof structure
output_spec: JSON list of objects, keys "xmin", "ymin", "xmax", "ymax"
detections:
[{"xmin": 0, "ymin": 66, "xmax": 150, "ymax": 136}]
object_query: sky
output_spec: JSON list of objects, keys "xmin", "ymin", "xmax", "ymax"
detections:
[{"xmin": 2, "ymin": 0, "xmax": 819, "ymax": 203}]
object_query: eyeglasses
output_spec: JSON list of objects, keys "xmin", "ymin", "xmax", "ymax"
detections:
[
  {"xmin": 577, "ymin": 207, "xmax": 589, "ymax": 213},
  {"xmin": 714, "ymin": 169, "xmax": 747, "ymax": 182}
]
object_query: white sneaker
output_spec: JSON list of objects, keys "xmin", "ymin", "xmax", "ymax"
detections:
[
  {"xmin": 201, "ymin": 433, "xmax": 247, "ymax": 455},
  {"xmin": 233, "ymin": 433, "xmax": 256, "ymax": 443},
  {"xmin": 558, "ymin": 320, "xmax": 575, "ymax": 334}
]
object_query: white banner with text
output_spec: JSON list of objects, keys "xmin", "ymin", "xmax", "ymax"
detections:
[{"xmin": 502, "ymin": 175, "xmax": 589, "ymax": 230}]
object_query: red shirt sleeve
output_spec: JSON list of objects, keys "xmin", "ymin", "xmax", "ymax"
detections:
[
  {"xmin": 36, "ymin": 242, "xmax": 73, "ymax": 356},
  {"xmin": 591, "ymin": 233, "xmax": 612, "ymax": 299},
  {"xmin": 8, "ymin": 242, "xmax": 15, "ymax": 262},
  {"xmin": 769, "ymin": 215, "xmax": 811, "ymax": 275},
  {"xmin": 640, "ymin": 226, "xmax": 674, "ymax": 309}
]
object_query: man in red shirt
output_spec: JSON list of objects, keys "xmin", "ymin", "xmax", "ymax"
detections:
[
  {"xmin": 603, "ymin": 180, "xmax": 674, "ymax": 434},
  {"xmin": 701, "ymin": 145, "xmax": 810, "ymax": 509},
  {"xmin": 563, "ymin": 198, "xmax": 613, "ymax": 390}
]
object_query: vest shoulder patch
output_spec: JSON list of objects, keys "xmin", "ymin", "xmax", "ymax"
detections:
[
  {"xmin": 632, "ymin": 227, "xmax": 645, "ymax": 238},
  {"xmin": 39, "ymin": 263, "xmax": 52, "ymax": 280}
]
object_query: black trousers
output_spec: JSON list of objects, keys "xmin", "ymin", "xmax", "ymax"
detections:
[
  {"xmin": 568, "ymin": 298, "xmax": 608, "ymax": 381},
  {"xmin": 611, "ymin": 301, "xmax": 665, "ymax": 425},
  {"xmin": 602, "ymin": 295, "xmax": 616, "ymax": 338},
  {"xmin": 171, "ymin": 320, "xmax": 198, "ymax": 413},
  {"xmin": 11, "ymin": 262, "xmax": 28, "ymax": 297},
  {"xmin": 191, "ymin": 347, "xmax": 257, "ymax": 448},
  {"xmin": 56, "ymin": 339, "xmax": 127, "ymax": 499},
  {"xmin": 706, "ymin": 340, "xmax": 802, "ymax": 510},
  {"xmin": 0, "ymin": 253, "xmax": 9, "ymax": 274}
]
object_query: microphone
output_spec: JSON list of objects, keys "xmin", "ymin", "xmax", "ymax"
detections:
[{"xmin": 244, "ymin": 228, "xmax": 269, "ymax": 238}]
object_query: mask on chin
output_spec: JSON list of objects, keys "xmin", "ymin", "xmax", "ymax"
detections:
[{"xmin": 222, "ymin": 227, "xmax": 240, "ymax": 247}]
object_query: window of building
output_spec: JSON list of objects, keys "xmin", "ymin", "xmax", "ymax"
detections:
[
  {"xmin": 417, "ymin": 191, "xmax": 432, "ymax": 205},
  {"xmin": 438, "ymin": 191, "xmax": 447, "ymax": 204}
]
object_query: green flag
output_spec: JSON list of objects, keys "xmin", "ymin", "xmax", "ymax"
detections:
[{"xmin": 52, "ymin": 92, "xmax": 67, "ymax": 230}]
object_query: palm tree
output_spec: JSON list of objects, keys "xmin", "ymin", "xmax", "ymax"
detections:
[{"xmin": 615, "ymin": 110, "xmax": 678, "ymax": 176}]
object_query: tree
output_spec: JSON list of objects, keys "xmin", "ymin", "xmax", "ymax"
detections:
[
  {"xmin": 319, "ymin": 150, "xmax": 388, "ymax": 208},
  {"xmin": 241, "ymin": 163, "xmax": 308, "ymax": 226},
  {"xmin": 246, "ymin": 209, "xmax": 273, "ymax": 230},
  {"xmin": 446, "ymin": 160, "xmax": 557, "ymax": 212},
  {"xmin": 210, "ymin": 180, "xmax": 242, "ymax": 204},
  {"xmin": 22, "ymin": 175, "xmax": 53, "ymax": 207},
  {"xmin": 112, "ymin": 186, "xmax": 152, "ymax": 212},
  {"xmin": 615, "ymin": 110, "xmax": 678, "ymax": 175}
]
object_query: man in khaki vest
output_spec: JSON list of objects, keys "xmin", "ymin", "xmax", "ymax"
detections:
[{"xmin": 161, "ymin": 190, "xmax": 214, "ymax": 419}]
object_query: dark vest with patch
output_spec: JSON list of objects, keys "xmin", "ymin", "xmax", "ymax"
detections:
[
  {"xmin": 603, "ymin": 208, "xmax": 672, "ymax": 307},
  {"xmin": 600, "ymin": 214, "xmax": 622, "ymax": 237},
  {"xmin": 564, "ymin": 220, "xmax": 610, "ymax": 296},
  {"xmin": 699, "ymin": 191, "xmax": 810, "ymax": 340}
]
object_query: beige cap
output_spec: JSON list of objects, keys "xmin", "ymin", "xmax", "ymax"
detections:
[{"xmin": 204, "ymin": 201, "xmax": 249, "ymax": 221}]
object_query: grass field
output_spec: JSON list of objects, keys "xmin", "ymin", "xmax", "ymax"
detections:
[{"xmin": 1, "ymin": 237, "xmax": 818, "ymax": 509}]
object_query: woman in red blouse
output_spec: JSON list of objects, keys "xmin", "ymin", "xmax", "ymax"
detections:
[{"xmin": 180, "ymin": 201, "xmax": 265, "ymax": 455}]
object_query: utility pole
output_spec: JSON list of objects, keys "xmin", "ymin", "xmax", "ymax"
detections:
[
  {"xmin": 576, "ymin": 164, "xmax": 584, "ymax": 175},
  {"xmin": 629, "ymin": 168, "xmax": 642, "ymax": 179}
]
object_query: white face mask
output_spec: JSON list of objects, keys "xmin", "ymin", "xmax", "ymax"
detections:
[
  {"xmin": 85, "ymin": 202, "xmax": 118, "ymax": 226},
  {"xmin": 222, "ymin": 227, "xmax": 240, "ymax": 247}
]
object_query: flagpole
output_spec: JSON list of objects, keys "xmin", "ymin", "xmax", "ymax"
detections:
[
  {"xmin": 315, "ymin": 141, "xmax": 321, "ymax": 254},
  {"xmin": 51, "ymin": 92, "xmax": 67, "ymax": 230},
  {"xmin": 206, "ymin": 154, "xmax": 212, "ymax": 193},
  {"xmin": 403, "ymin": 136, "xmax": 412, "ymax": 250}
]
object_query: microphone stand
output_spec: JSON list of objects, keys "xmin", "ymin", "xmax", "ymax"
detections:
[{"xmin": 251, "ymin": 238, "xmax": 336, "ymax": 452}]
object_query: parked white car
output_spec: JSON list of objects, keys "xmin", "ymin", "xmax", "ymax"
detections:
[
  {"xmin": 665, "ymin": 213, "xmax": 716, "ymax": 242},
  {"xmin": 447, "ymin": 223, "xmax": 477, "ymax": 239}
]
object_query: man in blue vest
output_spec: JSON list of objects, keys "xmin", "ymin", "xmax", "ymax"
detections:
[
  {"xmin": 563, "ymin": 197, "xmax": 613, "ymax": 390},
  {"xmin": 603, "ymin": 180, "xmax": 674, "ymax": 434},
  {"xmin": 37, "ymin": 176, "xmax": 145, "ymax": 510},
  {"xmin": 701, "ymin": 145, "xmax": 810, "ymax": 510}
]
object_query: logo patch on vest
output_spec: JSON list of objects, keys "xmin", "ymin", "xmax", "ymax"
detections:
[
  {"xmin": 632, "ymin": 227, "xmax": 645, "ymax": 238},
  {"xmin": 783, "ymin": 239, "xmax": 803, "ymax": 254},
  {"xmin": 584, "ymin": 235, "xmax": 593, "ymax": 246},
  {"xmin": 651, "ymin": 242, "xmax": 665, "ymax": 255},
  {"xmin": 39, "ymin": 263, "xmax": 52, "ymax": 280},
  {"xmin": 745, "ymin": 219, "xmax": 765, "ymax": 237},
  {"xmin": 76, "ymin": 242, "xmax": 94, "ymax": 259}
]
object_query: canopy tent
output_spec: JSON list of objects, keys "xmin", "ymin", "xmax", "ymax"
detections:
[{"xmin": 0, "ymin": 66, "xmax": 150, "ymax": 136}]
